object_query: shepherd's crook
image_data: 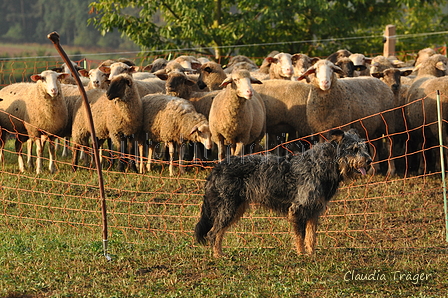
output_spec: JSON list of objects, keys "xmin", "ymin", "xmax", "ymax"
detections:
[{"xmin": 47, "ymin": 31, "xmax": 111, "ymax": 261}]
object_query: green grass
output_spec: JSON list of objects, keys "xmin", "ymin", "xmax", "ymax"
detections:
[{"xmin": 0, "ymin": 138, "xmax": 447, "ymax": 297}]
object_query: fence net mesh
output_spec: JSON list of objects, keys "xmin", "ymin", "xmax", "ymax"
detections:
[{"xmin": 0, "ymin": 57, "xmax": 447, "ymax": 252}]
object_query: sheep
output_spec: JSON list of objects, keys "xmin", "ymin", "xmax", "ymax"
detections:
[
  {"xmin": 371, "ymin": 68, "xmax": 413, "ymax": 172},
  {"xmin": 162, "ymin": 71, "xmax": 218, "ymax": 118},
  {"xmin": 326, "ymin": 49, "xmax": 352, "ymax": 63},
  {"xmin": 53, "ymin": 61, "xmax": 90, "ymax": 86},
  {"xmin": 414, "ymin": 47, "xmax": 436, "ymax": 67},
  {"xmin": 138, "ymin": 94, "xmax": 212, "ymax": 176},
  {"xmin": 172, "ymin": 55, "xmax": 202, "ymax": 72},
  {"xmin": 404, "ymin": 55, "xmax": 448, "ymax": 174},
  {"xmin": 267, "ymin": 52, "xmax": 295, "ymax": 80},
  {"xmin": 224, "ymin": 55, "xmax": 259, "ymax": 74},
  {"xmin": 348, "ymin": 53, "xmax": 372, "ymax": 76},
  {"xmin": 71, "ymin": 73, "xmax": 143, "ymax": 172},
  {"xmin": 369, "ymin": 55, "xmax": 401, "ymax": 75},
  {"xmin": 142, "ymin": 58, "xmax": 169, "ymax": 73},
  {"xmin": 259, "ymin": 50, "xmax": 279, "ymax": 74},
  {"xmin": 0, "ymin": 70, "xmax": 69, "ymax": 174},
  {"xmin": 197, "ymin": 61, "xmax": 228, "ymax": 91},
  {"xmin": 100, "ymin": 61, "xmax": 165, "ymax": 95},
  {"xmin": 252, "ymin": 79, "xmax": 313, "ymax": 153},
  {"xmin": 298, "ymin": 59, "xmax": 397, "ymax": 176},
  {"xmin": 85, "ymin": 68, "xmax": 110, "ymax": 90},
  {"xmin": 208, "ymin": 69, "xmax": 266, "ymax": 160},
  {"xmin": 292, "ymin": 53, "xmax": 319, "ymax": 81}
]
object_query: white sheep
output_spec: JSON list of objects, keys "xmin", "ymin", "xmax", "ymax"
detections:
[
  {"xmin": 71, "ymin": 73, "xmax": 143, "ymax": 172},
  {"xmin": 298, "ymin": 59, "xmax": 397, "ymax": 175},
  {"xmin": 267, "ymin": 52, "xmax": 295, "ymax": 80},
  {"xmin": 0, "ymin": 70, "xmax": 69, "ymax": 174},
  {"xmin": 86, "ymin": 68, "xmax": 110, "ymax": 90},
  {"xmin": 208, "ymin": 69, "xmax": 266, "ymax": 160},
  {"xmin": 172, "ymin": 55, "xmax": 202, "ymax": 72},
  {"xmin": 138, "ymin": 94, "xmax": 212, "ymax": 176}
]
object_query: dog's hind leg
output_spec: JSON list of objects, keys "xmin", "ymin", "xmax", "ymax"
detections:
[
  {"xmin": 288, "ymin": 208, "xmax": 306, "ymax": 254},
  {"xmin": 304, "ymin": 215, "xmax": 319, "ymax": 254},
  {"xmin": 209, "ymin": 202, "xmax": 248, "ymax": 258}
]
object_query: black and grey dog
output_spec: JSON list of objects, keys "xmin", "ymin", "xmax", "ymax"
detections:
[{"xmin": 195, "ymin": 129, "xmax": 372, "ymax": 257}]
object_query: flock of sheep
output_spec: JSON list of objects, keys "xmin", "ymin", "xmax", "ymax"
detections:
[{"xmin": 0, "ymin": 47, "xmax": 446, "ymax": 176}]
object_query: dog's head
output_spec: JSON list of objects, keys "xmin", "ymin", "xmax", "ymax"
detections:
[{"xmin": 329, "ymin": 129, "xmax": 372, "ymax": 178}]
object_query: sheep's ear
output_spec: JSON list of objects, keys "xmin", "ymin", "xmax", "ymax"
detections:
[
  {"xmin": 78, "ymin": 69, "xmax": 89, "ymax": 77},
  {"xmin": 189, "ymin": 126, "xmax": 198, "ymax": 135},
  {"xmin": 332, "ymin": 65, "xmax": 345, "ymax": 77},
  {"xmin": 57, "ymin": 73, "xmax": 70, "ymax": 80},
  {"xmin": 142, "ymin": 64, "xmax": 153, "ymax": 72},
  {"xmin": 154, "ymin": 69, "xmax": 168, "ymax": 80},
  {"xmin": 297, "ymin": 66, "xmax": 315, "ymax": 80},
  {"xmin": 400, "ymin": 69, "xmax": 413, "ymax": 76},
  {"xmin": 310, "ymin": 57, "xmax": 320, "ymax": 65},
  {"xmin": 130, "ymin": 66, "xmax": 139, "ymax": 73},
  {"xmin": 219, "ymin": 77, "xmax": 233, "ymax": 88},
  {"xmin": 99, "ymin": 66, "xmax": 111, "ymax": 74},
  {"xmin": 291, "ymin": 54, "xmax": 302, "ymax": 64},
  {"xmin": 436, "ymin": 61, "xmax": 447, "ymax": 71},
  {"xmin": 371, "ymin": 72, "xmax": 384, "ymax": 79},
  {"xmin": 329, "ymin": 129, "xmax": 345, "ymax": 143},
  {"xmin": 30, "ymin": 74, "xmax": 43, "ymax": 82},
  {"xmin": 354, "ymin": 65, "xmax": 367, "ymax": 71},
  {"xmin": 364, "ymin": 58, "xmax": 372, "ymax": 64},
  {"xmin": 250, "ymin": 77, "xmax": 263, "ymax": 85}
]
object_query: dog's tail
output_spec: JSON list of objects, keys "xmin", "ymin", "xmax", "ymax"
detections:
[
  {"xmin": 194, "ymin": 195, "xmax": 214, "ymax": 245},
  {"xmin": 195, "ymin": 176, "xmax": 217, "ymax": 245}
]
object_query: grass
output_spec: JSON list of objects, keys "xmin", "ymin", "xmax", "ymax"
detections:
[{"xmin": 0, "ymin": 138, "xmax": 448, "ymax": 297}]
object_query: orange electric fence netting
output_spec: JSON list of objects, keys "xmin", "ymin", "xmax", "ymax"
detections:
[{"xmin": 0, "ymin": 57, "xmax": 447, "ymax": 252}]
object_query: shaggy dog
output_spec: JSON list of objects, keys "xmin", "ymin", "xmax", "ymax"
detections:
[{"xmin": 195, "ymin": 129, "xmax": 372, "ymax": 257}]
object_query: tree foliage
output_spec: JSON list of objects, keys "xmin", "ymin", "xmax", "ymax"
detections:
[
  {"xmin": 89, "ymin": 0, "xmax": 448, "ymax": 60},
  {"xmin": 0, "ymin": 0, "xmax": 137, "ymax": 50}
]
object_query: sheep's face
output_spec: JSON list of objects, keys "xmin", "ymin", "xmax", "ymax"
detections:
[
  {"xmin": 273, "ymin": 53, "xmax": 294, "ymax": 78},
  {"xmin": 31, "ymin": 70, "xmax": 68, "ymax": 98},
  {"xmin": 89, "ymin": 69, "xmax": 108, "ymax": 89},
  {"xmin": 220, "ymin": 70, "xmax": 262, "ymax": 100},
  {"xmin": 165, "ymin": 72, "xmax": 196, "ymax": 98},
  {"xmin": 190, "ymin": 124, "xmax": 213, "ymax": 150},
  {"xmin": 105, "ymin": 62, "xmax": 138, "ymax": 81},
  {"xmin": 314, "ymin": 61, "xmax": 335, "ymax": 91},
  {"xmin": 107, "ymin": 74, "xmax": 132, "ymax": 101}
]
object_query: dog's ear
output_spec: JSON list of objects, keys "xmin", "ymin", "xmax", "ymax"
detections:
[{"xmin": 329, "ymin": 129, "xmax": 345, "ymax": 143}]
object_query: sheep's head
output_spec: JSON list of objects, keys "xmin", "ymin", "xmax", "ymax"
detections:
[
  {"xmin": 197, "ymin": 62, "xmax": 225, "ymax": 90},
  {"xmin": 100, "ymin": 62, "xmax": 139, "ymax": 81},
  {"xmin": 88, "ymin": 68, "xmax": 109, "ymax": 89},
  {"xmin": 106, "ymin": 74, "xmax": 133, "ymax": 101},
  {"xmin": 163, "ymin": 72, "xmax": 196, "ymax": 98},
  {"xmin": 219, "ymin": 69, "xmax": 262, "ymax": 100},
  {"xmin": 31, "ymin": 70, "xmax": 69, "ymax": 98},
  {"xmin": 298, "ymin": 59, "xmax": 344, "ymax": 91},
  {"xmin": 270, "ymin": 52, "xmax": 294, "ymax": 79},
  {"xmin": 371, "ymin": 68, "xmax": 412, "ymax": 93},
  {"xmin": 190, "ymin": 123, "xmax": 213, "ymax": 150}
]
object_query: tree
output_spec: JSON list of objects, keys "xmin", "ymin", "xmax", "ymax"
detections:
[{"xmin": 89, "ymin": 0, "xmax": 448, "ymax": 61}]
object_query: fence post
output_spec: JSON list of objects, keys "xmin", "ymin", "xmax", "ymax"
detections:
[
  {"xmin": 436, "ymin": 90, "xmax": 448, "ymax": 242},
  {"xmin": 47, "ymin": 32, "xmax": 112, "ymax": 260},
  {"xmin": 383, "ymin": 25, "xmax": 396, "ymax": 58}
]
